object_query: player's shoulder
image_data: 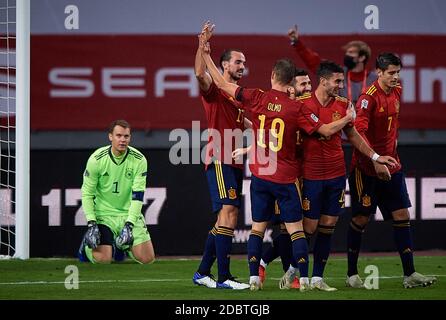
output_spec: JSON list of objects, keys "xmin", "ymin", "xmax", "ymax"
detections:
[
  {"xmin": 128, "ymin": 146, "xmax": 146, "ymax": 162},
  {"xmin": 91, "ymin": 146, "xmax": 110, "ymax": 162},
  {"xmin": 364, "ymin": 84, "xmax": 379, "ymax": 97},
  {"xmin": 334, "ymin": 95, "xmax": 349, "ymax": 106},
  {"xmin": 296, "ymin": 92, "xmax": 312, "ymax": 101}
]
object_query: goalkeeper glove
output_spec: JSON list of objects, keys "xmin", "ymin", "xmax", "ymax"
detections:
[
  {"xmin": 115, "ymin": 222, "xmax": 134, "ymax": 249},
  {"xmin": 84, "ymin": 220, "xmax": 100, "ymax": 249}
]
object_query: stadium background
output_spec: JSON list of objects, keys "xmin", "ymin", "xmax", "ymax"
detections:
[{"xmin": 2, "ymin": 0, "xmax": 446, "ymax": 257}]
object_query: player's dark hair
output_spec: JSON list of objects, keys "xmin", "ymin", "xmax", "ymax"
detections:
[
  {"xmin": 317, "ymin": 60, "xmax": 344, "ymax": 81},
  {"xmin": 273, "ymin": 58, "xmax": 296, "ymax": 85},
  {"xmin": 109, "ymin": 119, "xmax": 131, "ymax": 134},
  {"xmin": 295, "ymin": 68, "xmax": 309, "ymax": 77},
  {"xmin": 376, "ymin": 52, "xmax": 402, "ymax": 71},
  {"xmin": 219, "ymin": 49, "xmax": 243, "ymax": 70}
]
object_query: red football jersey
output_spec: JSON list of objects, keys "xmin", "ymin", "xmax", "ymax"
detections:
[
  {"xmin": 300, "ymin": 94, "xmax": 353, "ymax": 180},
  {"xmin": 236, "ymin": 87, "xmax": 321, "ymax": 183},
  {"xmin": 351, "ymin": 80, "xmax": 402, "ymax": 176},
  {"xmin": 201, "ymin": 83, "xmax": 245, "ymax": 170}
]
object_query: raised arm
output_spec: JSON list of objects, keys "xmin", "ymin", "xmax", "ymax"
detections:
[
  {"xmin": 195, "ymin": 41, "xmax": 212, "ymax": 92},
  {"xmin": 199, "ymin": 32, "xmax": 239, "ymax": 98},
  {"xmin": 195, "ymin": 21, "xmax": 213, "ymax": 92},
  {"xmin": 288, "ymin": 24, "xmax": 321, "ymax": 74}
]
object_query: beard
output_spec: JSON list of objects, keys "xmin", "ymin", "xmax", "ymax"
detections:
[{"xmin": 229, "ymin": 69, "xmax": 243, "ymax": 81}]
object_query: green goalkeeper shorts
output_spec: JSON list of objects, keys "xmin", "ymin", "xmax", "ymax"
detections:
[{"xmin": 96, "ymin": 214, "xmax": 151, "ymax": 247}]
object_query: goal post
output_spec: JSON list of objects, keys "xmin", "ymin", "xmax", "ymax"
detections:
[
  {"xmin": 14, "ymin": 0, "xmax": 30, "ymax": 259},
  {"xmin": 0, "ymin": 0, "xmax": 29, "ymax": 259}
]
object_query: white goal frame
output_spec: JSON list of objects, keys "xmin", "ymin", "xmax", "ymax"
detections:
[{"xmin": 14, "ymin": 0, "xmax": 30, "ymax": 259}]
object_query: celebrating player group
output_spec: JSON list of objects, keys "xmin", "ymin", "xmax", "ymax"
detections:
[{"xmin": 192, "ymin": 20, "xmax": 437, "ymax": 292}]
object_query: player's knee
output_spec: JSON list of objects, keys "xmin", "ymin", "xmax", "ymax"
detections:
[
  {"xmin": 352, "ymin": 215, "xmax": 369, "ymax": 227},
  {"xmin": 136, "ymin": 252, "xmax": 156, "ymax": 264},
  {"xmin": 92, "ymin": 253, "xmax": 113, "ymax": 264},
  {"xmin": 304, "ymin": 224, "xmax": 317, "ymax": 235},
  {"xmin": 303, "ymin": 218, "xmax": 318, "ymax": 234},
  {"xmin": 392, "ymin": 209, "xmax": 410, "ymax": 221},
  {"xmin": 218, "ymin": 206, "xmax": 238, "ymax": 227}
]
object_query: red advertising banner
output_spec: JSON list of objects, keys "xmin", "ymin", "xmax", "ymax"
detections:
[{"xmin": 31, "ymin": 35, "xmax": 446, "ymax": 130}]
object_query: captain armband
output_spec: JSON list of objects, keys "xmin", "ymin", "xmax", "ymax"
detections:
[{"xmin": 132, "ymin": 191, "xmax": 144, "ymax": 201}]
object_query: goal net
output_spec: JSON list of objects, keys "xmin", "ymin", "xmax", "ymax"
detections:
[{"xmin": 0, "ymin": 0, "xmax": 29, "ymax": 259}]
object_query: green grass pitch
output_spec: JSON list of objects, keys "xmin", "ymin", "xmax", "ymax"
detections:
[{"xmin": 0, "ymin": 255, "xmax": 444, "ymax": 300}]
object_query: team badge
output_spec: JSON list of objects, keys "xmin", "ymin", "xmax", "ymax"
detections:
[
  {"xmin": 125, "ymin": 168, "xmax": 133, "ymax": 179},
  {"xmin": 361, "ymin": 99, "xmax": 368, "ymax": 109},
  {"xmin": 302, "ymin": 198, "xmax": 310, "ymax": 211},
  {"xmin": 332, "ymin": 111, "xmax": 341, "ymax": 121},
  {"xmin": 228, "ymin": 188, "xmax": 237, "ymax": 200},
  {"xmin": 310, "ymin": 113, "xmax": 319, "ymax": 123},
  {"xmin": 395, "ymin": 100, "xmax": 400, "ymax": 113},
  {"xmin": 362, "ymin": 195, "xmax": 371, "ymax": 207}
]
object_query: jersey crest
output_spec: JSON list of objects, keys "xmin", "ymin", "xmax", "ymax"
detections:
[
  {"xmin": 332, "ymin": 111, "xmax": 341, "ymax": 121},
  {"xmin": 125, "ymin": 168, "xmax": 133, "ymax": 179}
]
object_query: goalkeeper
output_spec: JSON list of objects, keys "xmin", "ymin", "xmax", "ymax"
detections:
[{"xmin": 78, "ymin": 119, "xmax": 155, "ymax": 264}]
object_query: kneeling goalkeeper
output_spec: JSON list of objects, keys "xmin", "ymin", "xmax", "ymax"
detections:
[{"xmin": 78, "ymin": 119, "xmax": 155, "ymax": 264}]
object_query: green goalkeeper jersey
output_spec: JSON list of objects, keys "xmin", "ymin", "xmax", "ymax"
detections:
[{"xmin": 81, "ymin": 145, "xmax": 148, "ymax": 225}]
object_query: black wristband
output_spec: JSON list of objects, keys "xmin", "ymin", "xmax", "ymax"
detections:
[{"xmin": 87, "ymin": 220, "xmax": 96, "ymax": 227}]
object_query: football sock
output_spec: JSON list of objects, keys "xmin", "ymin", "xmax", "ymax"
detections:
[
  {"xmin": 312, "ymin": 224, "xmax": 335, "ymax": 277},
  {"xmin": 347, "ymin": 220, "xmax": 365, "ymax": 277},
  {"xmin": 290, "ymin": 231, "xmax": 309, "ymax": 278},
  {"xmin": 393, "ymin": 220, "xmax": 415, "ymax": 276},
  {"xmin": 197, "ymin": 226, "xmax": 217, "ymax": 275},
  {"xmin": 216, "ymin": 226, "xmax": 234, "ymax": 283},
  {"xmin": 248, "ymin": 230, "xmax": 264, "ymax": 277},
  {"xmin": 276, "ymin": 232, "xmax": 293, "ymax": 273}
]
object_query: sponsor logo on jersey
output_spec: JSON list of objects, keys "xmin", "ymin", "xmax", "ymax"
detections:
[
  {"xmin": 84, "ymin": 169, "xmax": 89, "ymax": 177},
  {"xmin": 103, "ymin": 172, "xmax": 109, "ymax": 176},
  {"xmin": 379, "ymin": 106, "xmax": 385, "ymax": 112}
]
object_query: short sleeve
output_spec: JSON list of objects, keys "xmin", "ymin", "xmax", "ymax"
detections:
[
  {"xmin": 355, "ymin": 95, "xmax": 376, "ymax": 134},
  {"xmin": 235, "ymin": 87, "xmax": 264, "ymax": 110},
  {"xmin": 297, "ymin": 102, "xmax": 323, "ymax": 135}
]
